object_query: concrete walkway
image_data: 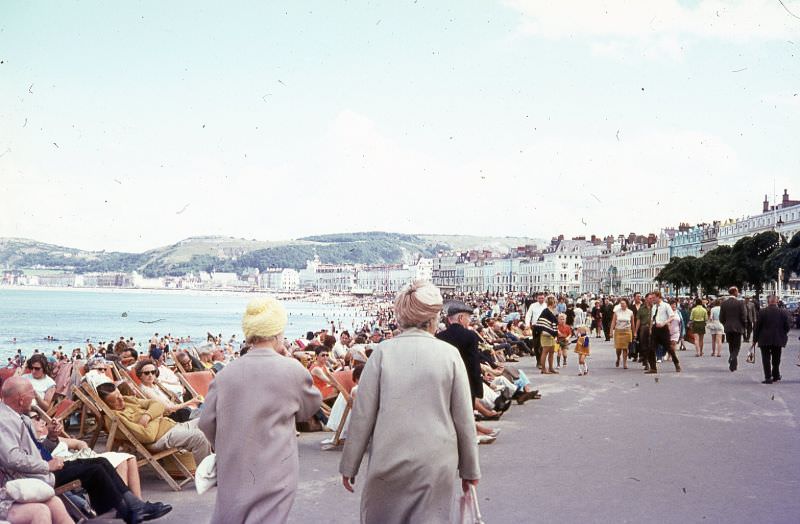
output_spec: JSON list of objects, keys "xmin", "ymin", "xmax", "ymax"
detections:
[{"xmin": 146, "ymin": 330, "xmax": 800, "ymax": 524}]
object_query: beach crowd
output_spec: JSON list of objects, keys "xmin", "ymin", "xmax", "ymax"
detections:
[{"xmin": 0, "ymin": 284, "xmax": 797, "ymax": 523}]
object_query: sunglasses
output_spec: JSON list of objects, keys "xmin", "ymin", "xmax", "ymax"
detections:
[
  {"xmin": 140, "ymin": 370, "xmax": 157, "ymax": 376},
  {"xmin": 30, "ymin": 366, "xmax": 43, "ymax": 371},
  {"xmin": 28, "ymin": 413, "xmax": 40, "ymax": 421}
]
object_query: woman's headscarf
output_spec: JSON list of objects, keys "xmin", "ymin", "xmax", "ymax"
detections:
[
  {"xmin": 394, "ymin": 280, "xmax": 443, "ymax": 329},
  {"xmin": 242, "ymin": 297, "xmax": 287, "ymax": 340}
]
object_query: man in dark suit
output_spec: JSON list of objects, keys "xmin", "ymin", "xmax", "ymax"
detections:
[
  {"xmin": 436, "ymin": 301, "xmax": 484, "ymax": 403},
  {"xmin": 752, "ymin": 295, "xmax": 791, "ymax": 384},
  {"xmin": 719, "ymin": 286, "xmax": 747, "ymax": 372}
]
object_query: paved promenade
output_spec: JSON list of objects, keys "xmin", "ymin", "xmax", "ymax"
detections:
[{"xmin": 148, "ymin": 330, "xmax": 800, "ymax": 524}]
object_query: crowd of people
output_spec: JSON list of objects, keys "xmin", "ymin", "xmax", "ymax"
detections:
[{"xmin": 0, "ymin": 283, "xmax": 797, "ymax": 523}]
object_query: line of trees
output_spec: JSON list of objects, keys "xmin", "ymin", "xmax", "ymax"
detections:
[{"xmin": 655, "ymin": 231, "xmax": 800, "ymax": 298}]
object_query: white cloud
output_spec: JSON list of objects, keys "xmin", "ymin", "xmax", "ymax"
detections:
[{"xmin": 504, "ymin": 0, "xmax": 799, "ymax": 41}]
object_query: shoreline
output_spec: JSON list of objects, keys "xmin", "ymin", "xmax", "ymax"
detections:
[{"xmin": 0, "ymin": 284, "xmax": 387, "ymax": 306}]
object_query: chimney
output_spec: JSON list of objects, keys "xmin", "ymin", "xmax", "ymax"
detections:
[
  {"xmin": 763, "ymin": 194, "xmax": 769, "ymax": 213},
  {"xmin": 783, "ymin": 189, "xmax": 789, "ymax": 204}
]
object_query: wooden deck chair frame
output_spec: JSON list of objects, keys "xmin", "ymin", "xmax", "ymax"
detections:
[
  {"xmin": 54, "ymin": 479, "xmax": 95, "ymax": 522},
  {"xmin": 31, "ymin": 404, "xmax": 71, "ymax": 439},
  {"xmin": 74, "ymin": 384, "xmax": 194, "ymax": 491},
  {"xmin": 320, "ymin": 369, "xmax": 354, "ymax": 449}
]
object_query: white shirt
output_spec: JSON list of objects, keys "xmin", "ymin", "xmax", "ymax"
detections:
[
  {"xmin": 27, "ymin": 375, "xmax": 55, "ymax": 398},
  {"xmin": 525, "ymin": 302, "xmax": 546, "ymax": 326},
  {"xmin": 651, "ymin": 301, "xmax": 675, "ymax": 328}
]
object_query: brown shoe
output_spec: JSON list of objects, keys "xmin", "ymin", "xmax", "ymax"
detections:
[
  {"xmin": 675, "ymin": 365, "xmax": 682, "ymax": 373},
  {"xmin": 516, "ymin": 391, "xmax": 535, "ymax": 405}
]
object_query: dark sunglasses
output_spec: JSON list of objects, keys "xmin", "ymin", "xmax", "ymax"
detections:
[
  {"xmin": 30, "ymin": 366, "xmax": 43, "ymax": 371},
  {"xmin": 140, "ymin": 369, "xmax": 157, "ymax": 376},
  {"xmin": 28, "ymin": 413, "xmax": 40, "ymax": 421}
]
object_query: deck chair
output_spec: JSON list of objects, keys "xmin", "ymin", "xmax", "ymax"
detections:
[
  {"xmin": 177, "ymin": 371, "xmax": 214, "ymax": 400},
  {"xmin": 74, "ymin": 384, "xmax": 194, "ymax": 491},
  {"xmin": 31, "ymin": 404, "xmax": 71, "ymax": 439},
  {"xmin": 321, "ymin": 369, "xmax": 357, "ymax": 449}
]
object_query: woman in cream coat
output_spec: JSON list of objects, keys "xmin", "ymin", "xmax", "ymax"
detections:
[
  {"xmin": 198, "ymin": 298, "xmax": 322, "ymax": 524},
  {"xmin": 339, "ymin": 281, "xmax": 480, "ymax": 524}
]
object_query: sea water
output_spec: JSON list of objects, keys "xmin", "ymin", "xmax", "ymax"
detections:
[{"xmin": 0, "ymin": 288, "xmax": 372, "ymax": 359}]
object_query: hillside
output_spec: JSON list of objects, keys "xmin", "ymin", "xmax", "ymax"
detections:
[{"xmin": 0, "ymin": 232, "xmax": 546, "ymax": 277}]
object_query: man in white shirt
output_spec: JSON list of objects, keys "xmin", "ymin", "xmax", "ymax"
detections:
[
  {"xmin": 647, "ymin": 291, "xmax": 681, "ymax": 374},
  {"xmin": 524, "ymin": 294, "xmax": 547, "ymax": 368}
]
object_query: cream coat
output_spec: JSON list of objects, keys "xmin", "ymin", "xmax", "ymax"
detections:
[
  {"xmin": 198, "ymin": 348, "xmax": 321, "ymax": 524},
  {"xmin": 339, "ymin": 328, "xmax": 480, "ymax": 524}
]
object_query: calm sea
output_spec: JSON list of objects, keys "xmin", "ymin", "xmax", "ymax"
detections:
[{"xmin": 0, "ymin": 288, "xmax": 372, "ymax": 359}]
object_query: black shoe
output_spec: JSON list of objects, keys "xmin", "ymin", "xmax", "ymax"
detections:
[
  {"xmin": 762, "ymin": 379, "xmax": 773, "ymax": 384},
  {"xmin": 142, "ymin": 502, "xmax": 172, "ymax": 521},
  {"xmin": 773, "ymin": 375, "xmax": 781, "ymax": 382},
  {"xmin": 644, "ymin": 369, "xmax": 657, "ymax": 374}
]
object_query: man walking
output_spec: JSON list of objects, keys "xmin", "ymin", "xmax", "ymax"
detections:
[
  {"xmin": 524, "ymin": 294, "xmax": 546, "ymax": 368},
  {"xmin": 647, "ymin": 291, "xmax": 681, "ymax": 374},
  {"xmin": 743, "ymin": 297, "xmax": 758, "ymax": 343},
  {"xmin": 719, "ymin": 286, "xmax": 747, "ymax": 372},
  {"xmin": 752, "ymin": 295, "xmax": 790, "ymax": 384}
]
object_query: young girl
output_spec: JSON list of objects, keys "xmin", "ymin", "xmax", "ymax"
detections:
[
  {"xmin": 556, "ymin": 313, "xmax": 571, "ymax": 368},
  {"xmin": 574, "ymin": 325, "xmax": 591, "ymax": 376}
]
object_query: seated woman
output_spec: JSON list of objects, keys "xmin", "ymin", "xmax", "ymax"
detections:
[
  {"xmin": 30, "ymin": 411, "xmax": 142, "ymax": 498},
  {"xmin": 308, "ymin": 346, "xmax": 339, "ymax": 404},
  {"xmin": 148, "ymin": 349, "xmax": 185, "ymax": 399},
  {"xmin": 134, "ymin": 360, "xmax": 200, "ymax": 423},
  {"xmin": 0, "ymin": 486, "xmax": 74, "ymax": 524},
  {"xmin": 82, "ymin": 358, "xmax": 112, "ymax": 390},
  {"xmin": 24, "ymin": 354, "xmax": 56, "ymax": 411}
]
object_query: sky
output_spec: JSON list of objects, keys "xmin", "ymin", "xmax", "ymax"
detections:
[{"xmin": 1, "ymin": 0, "xmax": 799, "ymax": 253}]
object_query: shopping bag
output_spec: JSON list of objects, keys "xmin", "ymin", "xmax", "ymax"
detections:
[{"xmin": 453, "ymin": 484, "xmax": 485, "ymax": 524}]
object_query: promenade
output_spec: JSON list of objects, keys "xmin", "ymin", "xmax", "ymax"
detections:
[{"xmin": 148, "ymin": 330, "xmax": 800, "ymax": 524}]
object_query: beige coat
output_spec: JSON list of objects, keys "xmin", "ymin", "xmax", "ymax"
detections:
[
  {"xmin": 339, "ymin": 328, "xmax": 480, "ymax": 524},
  {"xmin": 198, "ymin": 348, "xmax": 321, "ymax": 524}
]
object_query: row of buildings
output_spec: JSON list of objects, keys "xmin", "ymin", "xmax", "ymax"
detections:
[{"xmin": 4, "ymin": 191, "xmax": 800, "ymax": 297}]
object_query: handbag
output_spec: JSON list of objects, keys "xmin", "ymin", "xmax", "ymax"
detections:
[{"xmin": 454, "ymin": 484, "xmax": 485, "ymax": 524}]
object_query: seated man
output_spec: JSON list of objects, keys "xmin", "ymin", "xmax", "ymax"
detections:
[
  {"xmin": 96, "ymin": 382, "xmax": 211, "ymax": 464},
  {"xmin": 175, "ymin": 351, "xmax": 204, "ymax": 373},
  {"xmin": 0, "ymin": 377, "xmax": 170, "ymax": 524}
]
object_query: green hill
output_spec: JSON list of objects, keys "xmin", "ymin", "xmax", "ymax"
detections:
[{"xmin": 0, "ymin": 233, "xmax": 545, "ymax": 277}]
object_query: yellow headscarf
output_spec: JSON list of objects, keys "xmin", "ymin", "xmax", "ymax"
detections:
[{"xmin": 242, "ymin": 297, "xmax": 287, "ymax": 339}]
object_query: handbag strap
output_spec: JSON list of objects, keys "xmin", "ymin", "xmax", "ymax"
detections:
[{"xmin": 469, "ymin": 484, "xmax": 484, "ymax": 523}]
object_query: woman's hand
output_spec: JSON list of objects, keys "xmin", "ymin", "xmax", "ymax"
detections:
[
  {"xmin": 342, "ymin": 475, "xmax": 356, "ymax": 493},
  {"xmin": 462, "ymin": 478, "xmax": 479, "ymax": 492}
]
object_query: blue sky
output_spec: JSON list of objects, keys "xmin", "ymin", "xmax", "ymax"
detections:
[{"xmin": 1, "ymin": 0, "xmax": 799, "ymax": 252}]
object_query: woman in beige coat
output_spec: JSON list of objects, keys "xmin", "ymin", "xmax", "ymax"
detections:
[
  {"xmin": 340, "ymin": 281, "xmax": 480, "ymax": 524},
  {"xmin": 198, "ymin": 297, "xmax": 322, "ymax": 524}
]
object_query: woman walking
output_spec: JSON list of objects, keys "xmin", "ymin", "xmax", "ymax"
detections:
[
  {"xmin": 707, "ymin": 299, "xmax": 724, "ymax": 357},
  {"xmin": 610, "ymin": 298, "xmax": 634, "ymax": 369},
  {"xmin": 537, "ymin": 296, "xmax": 560, "ymax": 374},
  {"xmin": 689, "ymin": 298, "xmax": 708, "ymax": 356},
  {"xmin": 198, "ymin": 297, "xmax": 322, "ymax": 524},
  {"xmin": 339, "ymin": 281, "xmax": 480, "ymax": 524}
]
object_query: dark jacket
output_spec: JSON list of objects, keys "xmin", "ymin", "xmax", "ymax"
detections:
[
  {"xmin": 753, "ymin": 305, "xmax": 790, "ymax": 348},
  {"xmin": 719, "ymin": 297, "xmax": 747, "ymax": 334},
  {"xmin": 436, "ymin": 323, "xmax": 483, "ymax": 400}
]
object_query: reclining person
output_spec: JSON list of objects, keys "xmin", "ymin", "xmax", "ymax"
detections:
[
  {"xmin": 96, "ymin": 382, "xmax": 211, "ymax": 465},
  {"xmin": 0, "ymin": 377, "xmax": 170, "ymax": 524},
  {"xmin": 134, "ymin": 360, "xmax": 201, "ymax": 423}
]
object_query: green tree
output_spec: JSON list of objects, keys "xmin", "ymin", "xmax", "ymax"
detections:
[
  {"xmin": 764, "ymin": 231, "xmax": 800, "ymax": 285},
  {"xmin": 656, "ymin": 256, "xmax": 700, "ymax": 296},
  {"xmin": 728, "ymin": 231, "xmax": 781, "ymax": 299}
]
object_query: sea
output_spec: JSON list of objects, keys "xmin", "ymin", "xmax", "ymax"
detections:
[{"xmin": 0, "ymin": 287, "xmax": 373, "ymax": 360}]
